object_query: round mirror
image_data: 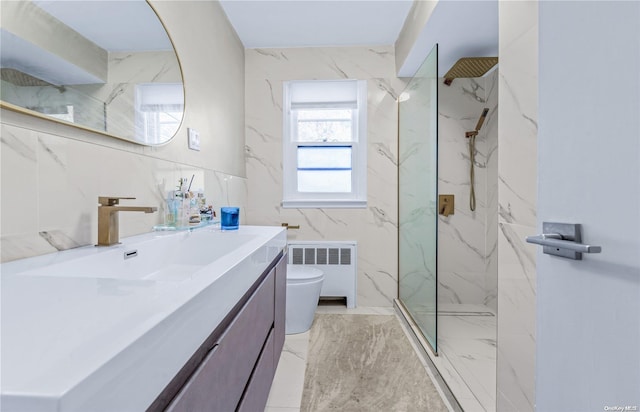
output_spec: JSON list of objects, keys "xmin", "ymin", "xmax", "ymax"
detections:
[{"xmin": 0, "ymin": 0, "xmax": 184, "ymax": 146}]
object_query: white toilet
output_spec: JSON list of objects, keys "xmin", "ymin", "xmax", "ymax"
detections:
[{"xmin": 285, "ymin": 265, "xmax": 324, "ymax": 334}]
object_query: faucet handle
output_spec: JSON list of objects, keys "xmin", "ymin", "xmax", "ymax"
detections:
[{"xmin": 98, "ymin": 196, "xmax": 136, "ymax": 206}]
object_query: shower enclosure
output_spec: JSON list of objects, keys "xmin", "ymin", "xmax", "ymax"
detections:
[
  {"xmin": 398, "ymin": 44, "xmax": 439, "ymax": 353},
  {"xmin": 397, "ymin": 42, "xmax": 499, "ymax": 410}
]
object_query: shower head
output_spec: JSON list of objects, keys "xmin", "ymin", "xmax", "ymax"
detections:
[
  {"xmin": 444, "ymin": 57, "xmax": 498, "ymax": 86},
  {"xmin": 465, "ymin": 108, "xmax": 490, "ymax": 138},
  {"xmin": 1, "ymin": 68, "xmax": 66, "ymax": 93},
  {"xmin": 475, "ymin": 108, "xmax": 490, "ymax": 131},
  {"xmin": 1, "ymin": 68, "xmax": 51, "ymax": 87}
]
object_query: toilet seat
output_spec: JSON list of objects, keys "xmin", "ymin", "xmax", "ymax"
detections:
[{"xmin": 287, "ymin": 266, "xmax": 323, "ymax": 284}]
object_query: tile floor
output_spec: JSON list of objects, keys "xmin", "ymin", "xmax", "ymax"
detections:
[
  {"xmin": 265, "ymin": 305, "xmax": 455, "ymax": 412},
  {"xmin": 407, "ymin": 303, "xmax": 497, "ymax": 412}
]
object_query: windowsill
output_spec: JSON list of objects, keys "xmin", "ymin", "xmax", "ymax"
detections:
[{"xmin": 281, "ymin": 200, "xmax": 367, "ymax": 209}]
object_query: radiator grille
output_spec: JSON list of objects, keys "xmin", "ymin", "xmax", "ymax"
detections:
[
  {"xmin": 292, "ymin": 247, "xmax": 303, "ymax": 264},
  {"xmin": 304, "ymin": 248, "xmax": 315, "ymax": 264},
  {"xmin": 329, "ymin": 248, "xmax": 339, "ymax": 265},
  {"xmin": 317, "ymin": 248, "xmax": 327, "ymax": 264},
  {"xmin": 340, "ymin": 248, "xmax": 351, "ymax": 265},
  {"xmin": 287, "ymin": 241, "xmax": 357, "ymax": 308},
  {"xmin": 290, "ymin": 247, "xmax": 351, "ymax": 265}
]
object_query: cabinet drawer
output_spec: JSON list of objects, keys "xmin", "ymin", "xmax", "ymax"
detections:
[
  {"xmin": 236, "ymin": 329, "xmax": 275, "ymax": 412},
  {"xmin": 167, "ymin": 270, "xmax": 275, "ymax": 412}
]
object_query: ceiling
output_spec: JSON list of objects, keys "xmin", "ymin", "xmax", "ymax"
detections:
[
  {"xmin": 220, "ymin": 0, "xmax": 498, "ymax": 78},
  {"xmin": 33, "ymin": 0, "xmax": 172, "ymax": 52},
  {"xmin": 397, "ymin": 0, "xmax": 498, "ymax": 77},
  {"xmin": 219, "ymin": 0, "xmax": 414, "ymax": 48}
]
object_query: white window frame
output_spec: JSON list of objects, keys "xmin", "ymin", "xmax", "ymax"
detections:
[{"xmin": 282, "ymin": 80, "xmax": 367, "ymax": 209}]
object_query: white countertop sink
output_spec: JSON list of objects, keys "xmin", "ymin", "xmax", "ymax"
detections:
[{"xmin": 0, "ymin": 225, "xmax": 286, "ymax": 412}]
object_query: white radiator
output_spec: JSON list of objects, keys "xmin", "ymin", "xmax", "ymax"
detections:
[{"xmin": 287, "ymin": 241, "xmax": 357, "ymax": 308}]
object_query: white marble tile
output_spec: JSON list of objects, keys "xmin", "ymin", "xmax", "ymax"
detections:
[
  {"xmin": 498, "ymin": 10, "xmax": 538, "ymax": 229},
  {"xmin": 438, "ymin": 337, "xmax": 496, "ymax": 411},
  {"xmin": 483, "ymin": 252, "xmax": 498, "ymax": 311},
  {"xmin": 438, "ymin": 315, "xmax": 496, "ymax": 341},
  {"xmin": 0, "ymin": 233, "xmax": 57, "ymax": 263},
  {"xmin": 484, "ymin": 69, "xmax": 499, "ymax": 313},
  {"xmin": 1, "ymin": 122, "xmax": 247, "ymax": 262},
  {"xmin": 496, "ymin": 4, "xmax": 538, "ymax": 409},
  {"xmin": 496, "ymin": 216, "xmax": 537, "ymax": 412},
  {"xmin": 438, "ymin": 271, "xmax": 487, "ymax": 306},
  {"xmin": 402, "ymin": 307, "xmax": 498, "ymax": 412},
  {"xmin": 419, "ymin": 341, "xmax": 484, "ymax": 412},
  {"xmin": 1, "ymin": 124, "xmax": 38, "ymax": 237},
  {"xmin": 267, "ymin": 332, "xmax": 310, "ymax": 409},
  {"xmin": 497, "ymin": 223, "xmax": 537, "ymax": 412},
  {"xmin": 35, "ymin": 134, "xmax": 169, "ymax": 247},
  {"xmin": 245, "ymin": 47, "xmax": 401, "ymax": 308},
  {"xmin": 438, "ymin": 214, "xmax": 486, "ymax": 273},
  {"xmin": 437, "ymin": 75, "xmax": 498, "ymax": 309},
  {"xmin": 497, "ymin": 222, "xmax": 537, "ymax": 336},
  {"xmin": 315, "ymin": 305, "xmax": 395, "ymax": 316},
  {"xmin": 496, "ymin": 332, "xmax": 536, "ymax": 412},
  {"xmin": 245, "ymin": 46, "xmax": 396, "ymax": 82}
]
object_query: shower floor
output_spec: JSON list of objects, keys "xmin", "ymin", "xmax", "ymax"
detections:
[{"xmin": 408, "ymin": 303, "xmax": 497, "ymax": 412}]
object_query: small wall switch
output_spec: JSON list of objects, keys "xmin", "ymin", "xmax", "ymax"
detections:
[{"xmin": 188, "ymin": 128, "xmax": 200, "ymax": 151}]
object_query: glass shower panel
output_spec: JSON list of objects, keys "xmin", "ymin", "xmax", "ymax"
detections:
[{"xmin": 398, "ymin": 44, "xmax": 438, "ymax": 353}]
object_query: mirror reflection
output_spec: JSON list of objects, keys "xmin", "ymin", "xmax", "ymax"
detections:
[{"xmin": 0, "ymin": 0, "xmax": 184, "ymax": 145}]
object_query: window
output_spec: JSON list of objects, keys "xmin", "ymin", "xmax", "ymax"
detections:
[
  {"xmin": 282, "ymin": 80, "xmax": 367, "ymax": 208},
  {"xmin": 134, "ymin": 83, "xmax": 184, "ymax": 144}
]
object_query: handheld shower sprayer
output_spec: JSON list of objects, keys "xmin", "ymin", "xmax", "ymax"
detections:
[
  {"xmin": 465, "ymin": 108, "xmax": 489, "ymax": 138},
  {"xmin": 466, "ymin": 108, "xmax": 490, "ymax": 211}
]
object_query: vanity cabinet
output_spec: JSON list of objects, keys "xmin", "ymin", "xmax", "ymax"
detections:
[
  {"xmin": 273, "ymin": 254, "xmax": 287, "ymax": 368},
  {"xmin": 150, "ymin": 252, "xmax": 286, "ymax": 412}
]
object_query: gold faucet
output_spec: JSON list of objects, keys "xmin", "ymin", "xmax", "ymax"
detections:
[{"xmin": 97, "ymin": 197, "xmax": 157, "ymax": 246}]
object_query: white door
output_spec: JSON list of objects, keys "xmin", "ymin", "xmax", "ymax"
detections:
[{"xmin": 536, "ymin": 2, "xmax": 640, "ymax": 411}]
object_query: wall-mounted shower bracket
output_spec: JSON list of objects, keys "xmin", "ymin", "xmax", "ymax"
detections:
[{"xmin": 526, "ymin": 222, "xmax": 602, "ymax": 260}]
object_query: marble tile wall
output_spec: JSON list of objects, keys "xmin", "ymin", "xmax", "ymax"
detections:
[
  {"xmin": 437, "ymin": 70, "xmax": 498, "ymax": 312},
  {"xmin": 245, "ymin": 46, "xmax": 403, "ymax": 307},
  {"xmin": 0, "ymin": 1, "xmax": 247, "ymax": 263},
  {"xmin": 497, "ymin": 1, "xmax": 538, "ymax": 411}
]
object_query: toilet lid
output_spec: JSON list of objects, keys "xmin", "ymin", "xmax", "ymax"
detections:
[{"xmin": 287, "ymin": 266, "xmax": 324, "ymax": 281}]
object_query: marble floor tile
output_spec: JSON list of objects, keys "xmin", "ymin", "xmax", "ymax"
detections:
[
  {"xmin": 267, "ymin": 331, "xmax": 310, "ymax": 409},
  {"xmin": 436, "ymin": 308, "xmax": 497, "ymax": 412},
  {"xmin": 438, "ymin": 338, "xmax": 497, "ymax": 411},
  {"xmin": 397, "ymin": 303, "xmax": 497, "ymax": 412}
]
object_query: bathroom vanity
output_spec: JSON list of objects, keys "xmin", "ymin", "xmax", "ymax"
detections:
[
  {"xmin": 0, "ymin": 226, "xmax": 287, "ymax": 412},
  {"xmin": 151, "ymin": 242, "xmax": 287, "ymax": 411}
]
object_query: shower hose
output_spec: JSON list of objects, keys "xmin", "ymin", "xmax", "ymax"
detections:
[{"xmin": 469, "ymin": 135, "xmax": 476, "ymax": 211}]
